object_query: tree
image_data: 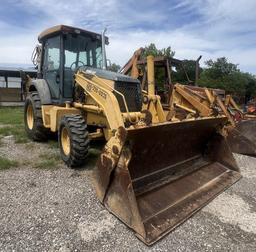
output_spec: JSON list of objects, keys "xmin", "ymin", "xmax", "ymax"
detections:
[
  {"xmin": 142, "ymin": 43, "xmax": 175, "ymax": 58},
  {"xmin": 140, "ymin": 43, "xmax": 175, "ymax": 92},
  {"xmin": 198, "ymin": 57, "xmax": 256, "ymax": 103},
  {"xmin": 107, "ymin": 63, "xmax": 121, "ymax": 72},
  {"xmin": 243, "ymin": 72, "xmax": 256, "ymax": 103},
  {"xmin": 172, "ymin": 60, "xmax": 203, "ymax": 84},
  {"xmin": 204, "ymin": 57, "xmax": 239, "ymax": 79}
]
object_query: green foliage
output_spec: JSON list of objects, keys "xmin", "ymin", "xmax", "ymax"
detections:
[
  {"xmin": 139, "ymin": 43, "xmax": 175, "ymax": 92},
  {"xmin": 142, "ymin": 43, "xmax": 175, "ymax": 58},
  {"xmin": 107, "ymin": 63, "xmax": 121, "ymax": 72},
  {"xmin": 0, "ymin": 156, "xmax": 18, "ymax": 170},
  {"xmin": 204, "ymin": 57, "xmax": 239, "ymax": 79},
  {"xmin": 243, "ymin": 72, "xmax": 256, "ymax": 100},
  {"xmin": 172, "ymin": 60, "xmax": 203, "ymax": 84},
  {"xmin": 198, "ymin": 57, "xmax": 256, "ymax": 100}
]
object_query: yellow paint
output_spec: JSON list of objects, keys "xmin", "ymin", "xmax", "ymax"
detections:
[
  {"xmin": 143, "ymin": 55, "xmax": 166, "ymax": 123},
  {"xmin": 75, "ymin": 71, "xmax": 125, "ymax": 130},
  {"xmin": 173, "ymin": 85, "xmax": 212, "ymax": 117},
  {"xmin": 41, "ymin": 105, "xmax": 81, "ymax": 132},
  {"xmin": 61, "ymin": 127, "xmax": 71, "ymax": 155},
  {"xmin": 147, "ymin": 55, "xmax": 155, "ymax": 96},
  {"xmin": 27, "ymin": 103, "xmax": 34, "ymax": 129}
]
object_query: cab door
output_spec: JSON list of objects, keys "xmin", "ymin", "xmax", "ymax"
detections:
[{"xmin": 42, "ymin": 36, "xmax": 61, "ymax": 100}]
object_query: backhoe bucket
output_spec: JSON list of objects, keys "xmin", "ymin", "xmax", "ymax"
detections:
[
  {"xmin": 227, "ymin": 120, "xmax": 256, "ymax": 157},
  {"xmin": 93, "ymin": 117, "xmax": 241, "ymax": 245}
]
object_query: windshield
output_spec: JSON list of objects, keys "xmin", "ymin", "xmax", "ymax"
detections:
[{"xmin": 64, "ymin": 33, "xmax": 102, "ymax": 70}]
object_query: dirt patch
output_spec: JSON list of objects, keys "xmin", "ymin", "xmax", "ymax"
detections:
[{"xmin": 0, "ymin": 136, "xmax": 61, "ymax": 168}]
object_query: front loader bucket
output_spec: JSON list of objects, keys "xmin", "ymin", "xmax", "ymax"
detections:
[
  {"xmin": 93, "ymin": 118, "xmax": 241, "ymax": 245},
  {"xmin": 227, "ymin": 120, "xmax": 256, "ymax": 157}
]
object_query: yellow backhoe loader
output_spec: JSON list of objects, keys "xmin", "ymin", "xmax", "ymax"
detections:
[{"xmin": 24, "ymin": 25, "xmax": 241, "ymax": 245}]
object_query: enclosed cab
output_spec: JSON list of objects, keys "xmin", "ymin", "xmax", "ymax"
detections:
[
  {"xmin": 35, "ymin": 25, "xmax": 107, "ymax": 103},
  {"xmin": 24, "ymin": 25, "xmax": 142, "ymax": 165}
]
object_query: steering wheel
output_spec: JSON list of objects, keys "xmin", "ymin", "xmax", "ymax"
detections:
[{"xmin": 70, "ymin": 61, "xmax": 85, "ymax": 69}]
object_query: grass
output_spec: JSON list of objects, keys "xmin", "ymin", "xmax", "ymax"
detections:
[
  {"xmin": 48, "ymin": 140, "xmax": 59, "ymax": 149},
  {"xmin": 0, "ymin": 125, "xmax": 28, "ymax": 143},
  {"xmin": 35, "ymin": 159, "xmax": 57, "ymax": 169},
  {"xmin": 0, "ymin": 107, "xmax": 28, "ymax": 143},
  {"xmin": 86, "ymin": 142, "xmax": 104, "ymax": 167},
  {"xmin": 0, "ymin": 107, "xmax": 24, "ymax": 125},
  {"xmin": 0, "ymin": 156, "xmax": 18, "ymax": 170},
  {"xmin": 0, "ymin": 107, "xmax": 60, "ymax": 170},
  {"xmin": 25, "ymin": 142, "xmax": 36, "ymax": 150},
  {"xmin": 0, "ymin": 107, "xmax": 104, "ymax": 168},
  {"xmin": 34, "ymin": 153, "xmax": 60, "ymax": 169}
]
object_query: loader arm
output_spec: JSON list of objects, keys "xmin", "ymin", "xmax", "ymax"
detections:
[
  {"xmin": 170, "ymin": 85, "xmax": 256, "ymax": 157},
  {"xmin": 225, "ymin": 95, "xmax": 242, "ymax": 112},
  {"xmin": 170, "ymin": 84, "xmax": 213, "ymax": 117}
]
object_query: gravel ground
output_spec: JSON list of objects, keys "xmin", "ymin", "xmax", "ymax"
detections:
[{"xmin": 0, "ymin": 136, "xmax": 256, "ymax": 251}]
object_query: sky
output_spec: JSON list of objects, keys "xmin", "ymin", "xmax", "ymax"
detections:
[{"xmin": 0, "ymin": 0, "xmax": 256, "ymax": 73}]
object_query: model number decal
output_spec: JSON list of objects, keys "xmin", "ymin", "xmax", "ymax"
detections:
[{"xmin": 86, "ymin": 83, "xmax": 107, "ymax": 99}]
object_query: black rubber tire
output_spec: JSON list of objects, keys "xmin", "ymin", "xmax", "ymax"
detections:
[
  {"xmin": 24, "ymin": 92, "xmax": 49, "ymax": 141},
  {"xmin": 58, "ymin": 115, "xmax": 90, "ymax": 167}
]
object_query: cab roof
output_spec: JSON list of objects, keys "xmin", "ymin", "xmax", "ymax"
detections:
[{"xmin": 38, "ymin": 24, "xmax": 108, "ymax": 43}]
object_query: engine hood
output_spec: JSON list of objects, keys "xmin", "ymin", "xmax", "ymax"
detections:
[{"xmin": 80, "ymin": 66, "xmax": 139, "ymax": 84}]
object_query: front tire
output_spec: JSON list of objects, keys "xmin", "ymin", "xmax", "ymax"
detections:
[
  {"xmin": 59, "ymin": 115, "xmax": 90, "ymax": 167},
  {"xmin": 24, "ymin": 92, "xmax": 49, "ymax": 141}
]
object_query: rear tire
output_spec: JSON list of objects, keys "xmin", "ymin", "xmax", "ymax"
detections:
[
  {"xmin": 24, "ymin": 92, "xmax": 49, "ymax": 141},
  {"xmin": 59, "ymin": 115, "xmax": 90, "ymax": 167}
]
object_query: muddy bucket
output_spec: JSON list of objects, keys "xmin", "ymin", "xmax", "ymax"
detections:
[
  {"xmin": 227, "ymin": 119, "xmax": 256, "ymax": 157},
  {"xmin": 93, "ymin": 117, "xmax": 241, "ymax": 245}
]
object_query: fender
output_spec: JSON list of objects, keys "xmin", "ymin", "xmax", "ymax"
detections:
[{"xmin": 29, "ymin": 79, "xmax": 52, "ymax": 105}]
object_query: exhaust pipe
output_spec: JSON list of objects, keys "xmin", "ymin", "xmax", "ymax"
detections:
[{"xmin": 101, "ymin": 28, "xmax": 107, "ymax": 70}]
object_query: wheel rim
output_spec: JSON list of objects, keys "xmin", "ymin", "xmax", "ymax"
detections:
[
  {"xmin": 27, "ymin": 104, "xmax": 34, "ymax": 130},
  {"xmin": 61, "ymin": 127, "xmax": 71, "ymax": 156}
]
